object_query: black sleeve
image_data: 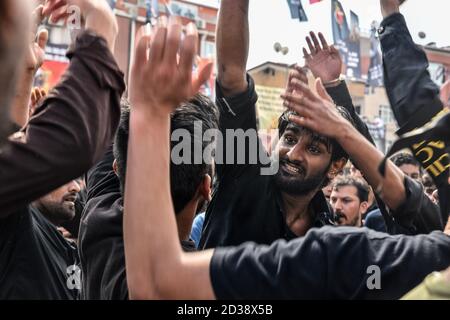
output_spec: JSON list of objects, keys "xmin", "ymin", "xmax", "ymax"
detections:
[
  {"xmin": 379, "ymin": 13, "xmax": 448, "ymax": 226},
  {"xmin": 210, "ymin": 226, "xmax": 450, "ymax": 299},
  {"xmin": 391, "ymin": 176, "xmax": 443, "ymax": 234},
  {"xmin": 85, "ymin": 145, "xmax": 121, "ymax": 200},
  {"xmin": 326, "ymin": 81, "xmax": 375, "ymax": 145},
  {"xmin": 0, "ymin": 31, "xmax": 125, "ymax": 217},
  {"xmin": 379, "ymin": 13, "xmax": 443, "ymax": 134},
  {"xmin": 214, "ymin": 74, "xmax": 260, "ymax": 180}
]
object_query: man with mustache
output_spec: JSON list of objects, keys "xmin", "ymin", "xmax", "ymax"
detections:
[
  {"xmin": 121, "ymin": 3, "xmax": 450, "ymax": 299},
  {"xmin": 330, "ymin": 176, "xmax": 370, "ymax": 227},
  {"xmin": 33, "ymin": 180, "xmax": 81, "ymax": 228},
  {"xmin": 199, "ymin": 0, "xmax": 442, "ymax": 249}
]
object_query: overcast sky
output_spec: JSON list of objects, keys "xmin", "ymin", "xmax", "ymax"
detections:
[{"xmin": 246, "ymin": 0, "xmax": 450, "ymax": 69}]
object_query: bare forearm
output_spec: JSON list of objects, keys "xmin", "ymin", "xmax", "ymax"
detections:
[
  {"xmin": 380, "ymin": 0, "xmax": 400, "ymax": 18},
  {"xmin": 124, "ymin": 111, "xmax": 215, "ymax": 300},
  {"xmin": 124, "ymin": 111, "xmax": 183, "ymax": 299},
  {"xmin": 10, "ymin": 70, "xmax": 34, "ymax": 127},
  {"xmin": 337, "ymin": 123, "xmax": 406, "ymax": 210},
  {"xmin": 216, "ymin": 0, "xmax": 249, "ymax": 95}
]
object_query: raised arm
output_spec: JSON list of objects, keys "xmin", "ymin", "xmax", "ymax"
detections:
[
  {"xmin": 0, "ymin": 0, "xmax": 124, "ymax": 217},
  {"xmin": 216, "ymin": 0, "xmax": 249, "ymax": 96},
  {"xmin": 124, "ymin": 19, "xmax": 214, "ymax": 299},
  {"xmin": 379, "ymin": 0, "xmax": 443, "ymax": 134},
  {"xmin": 10, "ymin": 6, "xmax": 48, "ymax": 128},
  {"xmin": 303, "ymin": 31, "xmax": 375, "ymax": 145},
  {"xmin": 378, "ymin": 0, "xmax": 448, "ymax": 226}
]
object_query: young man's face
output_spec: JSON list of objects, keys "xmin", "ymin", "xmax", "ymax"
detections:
[
  {"xmin": 398, "ymin": 164, "xmax": 421, "ymax": 184},
  {"xmin": 35, "ymin": 180, "xmax": 81, "ymax": 226},
  {"xmin": 273, "ymin": 124, "xmax": 334, "ymax": 195},
  {"xmin": 330, "ymin": 185, "xmax": 368, "ymax": 227}
]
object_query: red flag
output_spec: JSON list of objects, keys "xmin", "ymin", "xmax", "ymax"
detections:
[{"xmin": 309, "ymin": 0, "xmax": 323, "ymax": 4}]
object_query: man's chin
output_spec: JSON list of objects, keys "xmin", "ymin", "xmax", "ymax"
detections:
[{"xmin": 273, "ymin": 172, "xmax": 321, "ymax": 196}]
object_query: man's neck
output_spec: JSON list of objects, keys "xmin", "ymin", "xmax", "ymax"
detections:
[
  {"xmin": 176, "ymin": 200, "xmax": 198, "ymax": 242},
  {"xmin": 281, "ymin": 190, "xmax": 318, "ymax": 237}
]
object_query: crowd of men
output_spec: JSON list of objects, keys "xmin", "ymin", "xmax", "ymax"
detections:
[{"xmin": 0, "ymin": 0, "xmax": 449, "ymax": 300}]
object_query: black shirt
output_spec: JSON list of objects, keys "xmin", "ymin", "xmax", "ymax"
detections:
[
  {"xmin": 200, "ymin": 76, "xmax": 346, "ymax": 249},
  {"xmin": 79, "ymin": 148, "xmax": 128, "ymax": 300},
  {"xmin": 79, "ymin": 147, "xmax": 199, "ymax": 300},
  {"xmin": 0, "ymin": 31, "xmax": 124, "ymax": 300},
  {"xmin": 0, "ymin": 206, "xmax": 79, "ymax": 299},
  {"xmin": 200, "ymin": 75, "xmax": 443, "ymax": 249},
  {"xmin": 211, "ymin": 226, "xmax": 450, "ymax": 299}
]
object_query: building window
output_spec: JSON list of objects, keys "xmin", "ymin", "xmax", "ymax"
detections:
[
  {"xmin": 379, "ymin": 105, "xmax": 394, "ymax": 124},
  {"xmin": 202, "ymin": 41, "xmax": 215, "ymax": 58}
]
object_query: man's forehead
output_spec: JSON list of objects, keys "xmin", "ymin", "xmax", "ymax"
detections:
[
  {"xmin": 332, "ymin": 185, "xmax": 358, "ymax": 197},
  {"xmin": 285, "ymin": 123, "xmax": 328, "ymax": 143}
]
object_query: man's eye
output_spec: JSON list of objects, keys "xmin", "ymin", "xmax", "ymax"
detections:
[
  {"xmin": 284, "ymin": 135, "xmax": 296, "ymax": 145},
  {"xmin": 308, "ymin": 145, "xmax": 321, "ymax": 154}
]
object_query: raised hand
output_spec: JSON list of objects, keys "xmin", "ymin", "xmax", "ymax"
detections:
[
  {"xmin": 26, "ymin": 6, "xmax": 48, "ymax": 74},
  {"xmin": 30, "ymin": 87, "xmax": 47, "ymax": 116},
  {"xmin": 10, "ymin": 5, "xmax": 48, "ymax": 127},
  {"xmin": 286, "ymin": 65, "xmax": 308, "ymax": 94},
  {"xmin": 303, "ymin": 32, "xmax": 342, "ymax": 85},
  {"xmin": 280, "ymin": 77, "xmax": 347, "ymax": 139},
  {"xmin": 129, "ymin": 18, "xmax": 213, "ymax": 117},
  {"xmin": 42, "ymin": 0, "xmax": 118, "ymax": 52}
]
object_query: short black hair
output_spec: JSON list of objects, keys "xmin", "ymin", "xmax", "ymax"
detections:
[
  {"xmin": 278, "ymin": 106, "xmax": 355, "ymax": 163},
  {"xmin": 390, "ymin": 152, "xmax": 420, "ymax": 168},
  {"xmin": 113, "ymin": 94, "xmax": 219, "ymax": 214},
  {"xmin": 332, "ymin": 176, "xmax": 369, "ymax": 202}
]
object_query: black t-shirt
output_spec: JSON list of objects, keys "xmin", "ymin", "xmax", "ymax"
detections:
[
  {"xmin": 200, "ymin": 76, "xmax": 334, "ymax": 249},
  {"xmin": 210, "ymin": 226, "xmax": 450, "ymax": 299},
  {"xmin": 79, "ymin": 148, "xmax": 128, "ymax": 300},
  {"xmin": 79, "ymin": 147, "xmax": 198, "ymax": 300},
  {"xmin": 0, "ymin": 206, "xmax": 79, "ymax": 299}
]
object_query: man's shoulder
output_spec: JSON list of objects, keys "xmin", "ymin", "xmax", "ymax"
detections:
[{"xmin": 79, "ymin": 194, "xmax": 123, "ymax": 249}]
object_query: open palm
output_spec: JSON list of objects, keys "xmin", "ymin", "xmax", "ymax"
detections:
[{"xmin": 303, "ymin": 32, "xmax": 342, "ymax": 83}]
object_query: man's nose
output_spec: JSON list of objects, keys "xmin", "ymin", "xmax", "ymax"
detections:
[
  {"xmin": 68, "ymin": 180, "xmax": 81, "ymax": 194},
  {"xmin": 334, "ymin": 199, "xmax": 343, "ymax": 211},
  {"xmin": 286, "ymin": 142, "xmax": 305, "ymax": 163}
]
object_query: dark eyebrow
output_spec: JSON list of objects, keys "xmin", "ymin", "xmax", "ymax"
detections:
[
  {"xmin": 285, "ymin": 124, "xmax": 332, "ymax": 151},
  {"xmin": 285, "ymin": 124, "xmax": 301, "ymax": 135}
]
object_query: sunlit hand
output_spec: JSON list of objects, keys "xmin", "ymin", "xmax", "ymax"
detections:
[
  {"xmin": 303, "ymin": 31, "xmax": 342, "ymax": 84},
  {"xmin": 129, "ymin": 18, "xmax": 213, "ymax": 117}
]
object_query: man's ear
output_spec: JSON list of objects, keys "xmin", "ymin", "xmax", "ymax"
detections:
[
  {"xmin": 327, "ymin": 158, "xmax": 347, "ymax": 180},
  {"xmin": 360, "ymin": 201, "xmax": 369, "ymax": 215},
  {"xmin": 113, "ymin": 159, "xmax": 119, "ymax": 177},
  {"xmin": 198, "ymin": 174, "xmax": 212, "ymax": 202}
]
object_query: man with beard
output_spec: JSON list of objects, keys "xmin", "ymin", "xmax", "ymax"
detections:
[
  {"xmin": 199, "ymin": 0, "xmax": 439, "ymax": 249},
  {"xmin": 33, "ymin": 180, "xmax": 80, "ymax": 228},
  {"xmin": 330, "ymin": 176, "xmax": 369, "ymax": 227},
  {"xmin": 121, "ymin": 14, "xmax": 450, "ymax": 300},
  {"xmin": 0, "ymin": 0, "xmax": 124, "ymax": 299}
]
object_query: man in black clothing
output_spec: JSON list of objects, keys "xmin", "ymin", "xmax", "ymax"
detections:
[
  {"xmin": 379, "ymin": 0, "xmax": 449, "ymax": 224},
  {"xmin": 33, "ymin": 180, "xmax": 81, "ymax": 227},
  {"xmin": 79, "ymin": 94, "xmax": 218, "ymax": 299},
  {"xmin": 200, "ymin": 0, "xmax": 442, "ymax": 249},
  {"xmin": 0, "ymin": 0, "xmax": 125, "ymax": 299},
  {"xmin": 121, "ymin": 15, "xmax": 450, "ymax": 300}
]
